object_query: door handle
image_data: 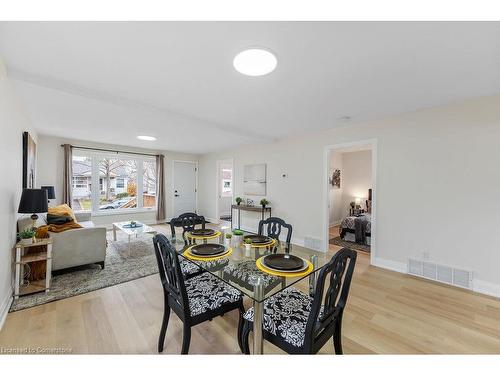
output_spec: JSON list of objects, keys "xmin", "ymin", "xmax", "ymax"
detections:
[{"xmin": 175, "ymin": 194, "xmax": 180, "ymax": 197}]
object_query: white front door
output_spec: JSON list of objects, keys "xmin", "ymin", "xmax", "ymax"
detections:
[{"xmin": 173, "ymin": 161, "xmax": 197, "ymax": 217}]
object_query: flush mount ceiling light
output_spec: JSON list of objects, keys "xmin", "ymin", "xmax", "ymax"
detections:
[
  {"xmin": 137, "ymin": 135, "xmax": 157, "ymax": 141},
  {"xmin": 233, "ymin": 48, "xmax": 277, "ymax": 76}
]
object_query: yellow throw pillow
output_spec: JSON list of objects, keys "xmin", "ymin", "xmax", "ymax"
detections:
[{"xmin": 48, "ymin": 204, "xmax": 77, "ymax": 223}]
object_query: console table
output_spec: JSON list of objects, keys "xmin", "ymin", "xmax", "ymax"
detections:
[{"xmin": 231, "ymin": 205, "xmax": 272, "ymax": 230}]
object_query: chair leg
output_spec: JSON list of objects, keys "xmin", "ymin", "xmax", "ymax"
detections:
[
  {"xmin": 181, "ymin": 324, "xmax": 191, "ymax": 354},
  {"xmin": 237, "ymin": 304, "xmax": 245, "ymax": 353},
  {"xmin": 240, "ymin": 321, "xmax": 251, "ymax": 354},
  {"xmin": 158, "ymin": 304, "xmax": 171, "ymax": 353},
  {"xmin": 333, "ymin": 316, "xmax": 343, "ymax": 355}
]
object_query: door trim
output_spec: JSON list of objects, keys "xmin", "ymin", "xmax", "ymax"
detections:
[
  {"xmin": 172, "ymin": 159, "xmax": 198, "ymax": 218},
  {"xmin": 323, "ymin": 139, "xmax": 377, "ymax": 266},
  {"xmin": 215, "ymin": 158, "xmax": 234, "ymax": 224}
]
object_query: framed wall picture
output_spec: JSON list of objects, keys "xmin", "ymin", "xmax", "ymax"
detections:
[
  {"xmin": 243, "ymin": 163, "xmax": 266, "ymax": 196},
  {"xmin": 331, "ymin": 169, "xmax": 341, "ymax": 188},
  {"xmin": 22, "ymin": 131, "xmax": 36, "ymax": 189}
]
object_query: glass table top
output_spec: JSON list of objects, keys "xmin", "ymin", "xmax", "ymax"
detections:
[{"xmin": 168, "ymin": 233, "xmax": 330, "ymax": 303}]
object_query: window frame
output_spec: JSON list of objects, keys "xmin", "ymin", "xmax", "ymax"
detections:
[{"xmin": 72, "ymin": 150, "xmax": 157, "ymax": 215}]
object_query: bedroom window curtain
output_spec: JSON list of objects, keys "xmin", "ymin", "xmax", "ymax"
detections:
[
  {"xmin": 156, "ymin": 154, "xmax": 166, "ymax": 222},
  {"xmin": 62, "ymin": 144, "xmax": 73, "ymax": 207}
]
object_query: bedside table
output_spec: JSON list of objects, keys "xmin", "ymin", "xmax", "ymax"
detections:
[{"xmin": 14, "ymin": 238, "xmax": 53, "ymax": 299}]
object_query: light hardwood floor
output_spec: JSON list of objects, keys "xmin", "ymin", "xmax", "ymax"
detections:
[{"xmin": 1, "ymin": 225, "xmax": 500, "ymax": 354}]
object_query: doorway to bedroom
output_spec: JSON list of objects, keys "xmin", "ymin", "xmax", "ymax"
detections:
[{"xmin": 325, "ymin": 140, "xmax": 376, "ymax": 261}]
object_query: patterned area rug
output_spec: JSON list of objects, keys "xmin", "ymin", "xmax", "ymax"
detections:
[
  {"xmin": 9, "ymin": 233, "xmax": 158, "ymax": 312},
  {"xmin": 329, "ymin": 236, "xmax": 371, "ymax": 253}
]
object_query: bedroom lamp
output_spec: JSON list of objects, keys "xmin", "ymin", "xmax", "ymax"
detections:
[{"xmin": 18, "ymin": 188, "xmax": 48, "ymax": 228}]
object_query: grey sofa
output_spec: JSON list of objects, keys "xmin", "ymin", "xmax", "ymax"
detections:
[{"xmin": 17, "ymin": 212, "xmax": 107, "ymax": 271}]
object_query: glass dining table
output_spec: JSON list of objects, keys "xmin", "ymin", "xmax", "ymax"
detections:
[{"xmin": 168, "ymin": 231, "xmax": 330, "ymax": 354}]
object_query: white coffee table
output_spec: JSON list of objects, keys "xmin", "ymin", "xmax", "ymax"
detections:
[{"xmin": 112, "ymin": 221, "xmax": 157, "ymax": 250}]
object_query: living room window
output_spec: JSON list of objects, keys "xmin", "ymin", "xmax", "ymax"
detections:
[{"xmin": 71, "ymin": 151, "xmax": 156, "ymax": 213}]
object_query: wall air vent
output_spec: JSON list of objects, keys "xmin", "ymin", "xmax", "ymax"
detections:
[{"xmin": 407, "ymin": 259, "xmax": 472, "ymax": 290}]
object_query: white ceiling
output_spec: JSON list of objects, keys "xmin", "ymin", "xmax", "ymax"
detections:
[{"xmin": 1, "ymin": 22, "xmax": 500, "ymax": 154}]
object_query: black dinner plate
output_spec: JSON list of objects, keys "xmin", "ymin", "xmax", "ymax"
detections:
[
  {"xmin": 262, "ymin": 254, "xmax": 305, "ymax": 271},
  {"xmin": 190, "ymin": 244, "xmax": 226, "ymax": 256},
  {"xmin": 190, "ymin": 228, "xmax": 216, "ymax": 236},
  {"xmin": 243, "ymin": 234, "xmax": 273, "ymax": 244}
]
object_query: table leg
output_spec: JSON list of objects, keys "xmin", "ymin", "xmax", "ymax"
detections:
[
  {"xmin": 253, "ymin": 277, "xmax": 264, "ymax": 354},
  {"xmin": 309, "ymin": 254, "xmax": 318, "ymax": 297},
  {"xmin": 113, "ymin": 225, "xmax": 117, "ymax": 241},
  {"xmin": 14, "ymin": 247, "xmax": 21, "ymax": 299},
  {"xmin": 46, "ymin": 243, "xmax": 52, "ymax": 293},
  {"xmin": 238, "ymin": 209, "xmax": 241, "ymax": 230}
]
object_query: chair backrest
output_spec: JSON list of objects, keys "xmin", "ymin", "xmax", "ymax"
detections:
[
  {"xmin": 170, "ymin": 212, "xmax": 206, "ymax": 244},
  {"xmin": 153, "ymin": 234, "xmax": 189, "ymax": 318},
  {"xmin": 304, "ymin": 248, "xmax": 357, "ymax": 350},
  {"xmin": 258, "ymin": 217, "xmax": 293, "ymax": 251}
]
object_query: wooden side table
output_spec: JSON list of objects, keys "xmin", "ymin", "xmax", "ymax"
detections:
[{"xmin": 14, "ymin": 238, "xmax": 53, "ymax": 299}]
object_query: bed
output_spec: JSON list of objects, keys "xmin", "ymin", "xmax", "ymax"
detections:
[{"xmin": 340, "ymin": 213, "xmax": 371, "ymax": 246}]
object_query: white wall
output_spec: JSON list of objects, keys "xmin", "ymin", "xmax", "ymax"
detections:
[
  {"xmin": 340, "ymin": 150, "xmax": 372, "ymax": 216},
  {"xmin": 329, "ymin": 151, "xmax": 343, "ymax": 225},
  {"xmin": 0, "ymin": 60, "xmax": 37, "ymax": 328},
  {"xmin": 37, "ymin": 135, "xmax": 198, "ymax": 227},
  {"xmin": 198, "ymin": 95, "xmax": 500, "ymax": 297}
]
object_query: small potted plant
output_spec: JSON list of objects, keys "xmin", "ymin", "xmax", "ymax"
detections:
[
  {"xmin": 18, "ymin": 228, "xmax": 36, "ymax": 245},
  {"xmin": 235, "ymin": 197, "xmax": 243, "ymax": 205},
  {"xmin": 260, "ymin": 198, "xmax": 269, "ymax": 208},
  {"xmin": 232, "ymin": 229, "xmax": 244, "ymax": 247},
  {"xmin": 244, "ymin": 238, "xmax": 253, "ymax": 257},
  {"xmin": 224, "ymin": 232, "xmax": 232, "ymax": 246}
]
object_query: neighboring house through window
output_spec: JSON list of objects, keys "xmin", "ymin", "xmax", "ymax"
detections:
[{"xmin": 71, "ymin": 151, "xmax": 157, "ymax": 212}]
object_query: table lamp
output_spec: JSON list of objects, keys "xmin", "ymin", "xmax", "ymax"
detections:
[
  {"xmin": 18, "ymin": 188, "xmax": 48, "ymax": 228},
  {"xmin": 41, "ymin": 185, "xmax": 56, "ymax": 203}
]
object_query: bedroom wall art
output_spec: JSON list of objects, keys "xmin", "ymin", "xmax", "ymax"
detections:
[
  {"xmin": 330, "ymin": 168, "xmax": 341, "ymax": 188},
  {"xmin": 243, "ymin": 163, "xmax": 266, "ymax": 196}
]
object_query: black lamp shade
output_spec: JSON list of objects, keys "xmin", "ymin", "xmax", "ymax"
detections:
[
  {"xmin": 41, "ymin": 185, "xmax": 56, "ymax": 200},
  {"xmin": 18, "ymin": 189, "xmax": 48, "ymax": 214}
]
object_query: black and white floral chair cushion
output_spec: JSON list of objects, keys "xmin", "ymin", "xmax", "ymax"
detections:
[
  {"xmin": 223, "ymin": 260, "xmax": 281, "ymax": 292},
  {"xmin": 185, "ymin": 272, "xmax": 243, "ymax": 317},
  {"xmin": 179, "ymin": 257, "xmax": 202, "ymax": 277},
  {"xmin": 243, "ymin": 287, "xmax": 322, "ymax": 348}
]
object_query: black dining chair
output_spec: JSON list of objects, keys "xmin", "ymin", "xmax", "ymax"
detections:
[
  {"xmin": 153, "ymin": 234, "xmax": 245, "ymax": 354},
  {"xmin": 258, "ymin": 217, "xmax": 293, "ymax": 253},
  {"xmin": 239, "ymin": 248, "xmax": 357, "ymax": 354},
  {"xmin": 170, "ymin": 212, "xmax": 207, "ymax": 245}
]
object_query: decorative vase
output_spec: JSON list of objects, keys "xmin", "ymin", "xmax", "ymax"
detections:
[
  {"xmin": 232, "ymin": 234, "xmax": 243, "ymax": 248},
  {"xmin": 244, "ymin": 243, "xmax": 252, "ymax": 257}
]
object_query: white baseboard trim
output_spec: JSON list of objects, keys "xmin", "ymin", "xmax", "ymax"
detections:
[
  {"xmin": 0, "ymin": 291, "xmax": 13, "ymax": 331},
  {"xmin": 329, "ymin": 220, "xmax": 341, "ymax": 227},
  {"xmin": 473, "ymin": 279, "xmax": 500, "ymax": 299},
  {"xmin": 372, "ymin": 257, "xmax": 500, "ymax": 300},
  {"xmin": 372, "ymin": 257, "xmax": 407, "ymax": 274}
]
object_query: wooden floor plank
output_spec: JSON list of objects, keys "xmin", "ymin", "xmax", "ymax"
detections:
[{"xmin": 1, "ymin": 224, "xmax": 499, "ymax": 354}]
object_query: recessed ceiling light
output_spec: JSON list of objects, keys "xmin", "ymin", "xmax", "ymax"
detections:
[
  {"xmin": 137, "ymin": 135, "xmax": 157, "ymax": 141},
  {"xmin": 233, "ymin": 48, "xmax": 277, "ymax": 76}
]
